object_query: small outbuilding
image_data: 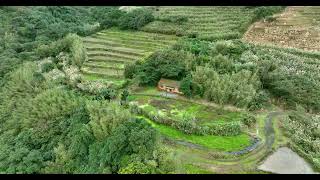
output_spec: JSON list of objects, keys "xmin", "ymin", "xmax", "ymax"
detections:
[{"xmin": 157, "ymin": 78, "xmax": 183, "ymax": 94}]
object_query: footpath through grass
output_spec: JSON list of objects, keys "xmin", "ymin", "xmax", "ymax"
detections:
[{"xmin": 138, "ymin": 116, "xmax": 251, "ymax": 152}]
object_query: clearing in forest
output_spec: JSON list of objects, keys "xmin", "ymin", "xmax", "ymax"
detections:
[
  {"xmin": 81, "ymin": 28, "xmax": 178, "ymax": 86},
  {"xmin": 142, "ymin": 6, "xmax": 255, "ymax": 40},
  {"xmin": 128, "ymin": 91, "xmax": 252, "ymax": 152},
  {"xmin": 243, "ymin": 6, "xmax": 320, "ymax": 52}
]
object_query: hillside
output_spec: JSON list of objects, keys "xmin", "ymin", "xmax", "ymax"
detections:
[
  {"xmin": 0, "ymin": 6, "xmax": 319, "ymax": 174},
  {"xmin": 243, "ymin": 6, "xmax": 320, "ymax": 52},
  {"xmin": 142, "ymin": 6, "xmax": 256, "ymax": 40},
  {"xmin": 81, "ymin": 28, "xmax": 178, "ymax": 86}
]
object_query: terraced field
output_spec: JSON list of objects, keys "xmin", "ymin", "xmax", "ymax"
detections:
[
  {"xmin": 82, "ymin": 28, "xmax": 178, "ymax": 85},
  {"xmin": 243, "ymin": 6, "xmax": 320, "ymax": 52},
  {"xmin": 142, "ymin": 6, "xmax": 255, "ymax": 40}
]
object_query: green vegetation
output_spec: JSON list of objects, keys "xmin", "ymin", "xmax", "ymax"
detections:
[
  {"xmin": 251, "ymin": 6, "xmax": 285, "ymax": 22},
  {"xmin": 131, "ymin": 37, "xmax": 320, "ymax": 112},
  {"xmin": 130, "ymin": 49, "xmax": 190, "ymax": 86},
  {"xmin": 119, "ymin": 8, "xmax": 154, "ymax": 30},
  {"xmin": 183, "ymin": 164, "xmax": 213, "ymax": 174},
  {"xmin": 82, "ymin": 28, "xmax": 178, "ymax": 86},
  {"xmin": 0, "ymin": 41, "xmax": 174, "ymax": 175},
  {"xmin": 140, "ymin": 116, "xmax": 251, "ymax": 152},
  {"xmin": 129, "ymin": 94, "xmax": 255, "ymax": 138},
  {"xmin": 1, "ymin": 6, "xmax": 319, "ymax": 174},
  {"xmin": 142, "ymin": 6, "xmax": 257, "ymax": 40},
  {"xmin": 130, "ymin": 95, "xmax": 245, "ymax": 125},
  {"xmin": 0, "ymin": 7, "xmax": 175, "ymax": 174},
  {"xmin": 282, "ymin": 106, "xmax": 320, "ymax": 171}
]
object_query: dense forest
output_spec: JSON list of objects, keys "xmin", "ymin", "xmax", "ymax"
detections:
[{"xmin": 0, "ymin": 6, "xmax": 173, "ymax": 174}]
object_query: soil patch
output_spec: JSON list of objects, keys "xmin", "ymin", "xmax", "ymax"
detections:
[{"xmin": 243, "ymin": 6, "xmax": 320, "ymax": 52}]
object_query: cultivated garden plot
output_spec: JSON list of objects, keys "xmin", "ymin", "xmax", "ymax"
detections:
[
  {"xmin": 128, "ymin": 94, "xmax": 259, "ymax": 153},
  {"xmin": 81, "ymin": 28, "xmax": 178, "ymax": 85},
  {"xmin": 243, "ymin": 6, "xmax": 320, "ymax": 52},
  {"xmin": 142, "ymin": 6, "xmax": 256, "ymax": 40},
  {"xmin": 130, "ymin": 95, "xmax": 246, "ymax": 126}
]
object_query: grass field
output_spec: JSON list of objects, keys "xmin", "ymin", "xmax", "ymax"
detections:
[
  {"xmin": 81, "ymin": 28, "xmax": 178, "ymax": 85},
  {"xmin": 140, "ymin": 116, "xmax": 251, "ymax": 152},
  {"xmin": 142, "ymin": 6, "xmax": 255, "ymax": 40},
  {"xmin": 243, "ymin": 6, "xmax": 320, "ymax": 52}
]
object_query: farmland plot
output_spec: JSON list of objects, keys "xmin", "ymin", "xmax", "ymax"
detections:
[
  {"xmin": 142, "ymin": 6, "xmax": 256, "ymax": 40},
  {"xmin": 243, "ymin": 6, "xmax": 320, "ymax": 52},
  {"xmin": 81, "ymin": 28, "xmax": 178, "ymax": 85}
]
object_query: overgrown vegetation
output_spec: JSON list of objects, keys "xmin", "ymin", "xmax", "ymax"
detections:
[
  {"xmin": 128, "ymin": 95, "xmax": 255, "ymax": 138},
  {"xmin": 250, "ymin": 6, "xmax": 286, "ymax": 22},
  {"xmin": 0, "ymin": 6, "xmax": 173, "ymax": 174},
  {"xmin": 142, "ymin": 6, "xmax": 283, "ymax": 40},
  {"xmin": 129, "ymin": 38, "xmax": 320, "ymax": 113},
  {"xmin": 282, "ymin": 106, "xmax": 320, "ymax": 171}
]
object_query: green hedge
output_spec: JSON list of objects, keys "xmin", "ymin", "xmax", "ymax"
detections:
[{"xmin": 129, "ymin": 102, "xmax": 242, "ymax": 136}]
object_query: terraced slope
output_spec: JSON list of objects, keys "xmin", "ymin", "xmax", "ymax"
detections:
[
  {"xmin": 82, "ymin": 28, "xmax": 178, "ymax": 85},
  {"xmin": 243, "ymin": 6, "xmax": 320, "ymax": 52},
  {"xmin": 142, "ymin": 6, "xmax": 255, "ymax": 40}
]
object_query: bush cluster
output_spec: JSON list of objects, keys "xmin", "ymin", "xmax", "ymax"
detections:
[{"xmin": 129, "ymin": 103, "xmax": 242, "ymax": 136}]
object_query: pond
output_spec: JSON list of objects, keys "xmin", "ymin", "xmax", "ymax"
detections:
[{"xmin": 258, "ymin": 147, "xmax": 316, "ymax": 174}]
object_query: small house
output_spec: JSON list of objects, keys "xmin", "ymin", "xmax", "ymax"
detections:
[{"xmin": 157, "ymin": 78, "xmax": 183, "ymax": 94}]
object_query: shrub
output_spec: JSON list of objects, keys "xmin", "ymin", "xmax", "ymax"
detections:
[
  {"xmin": 241, "ymin": 114, "xmax": 256, "ymax": 127},
  {"xmin": 130, "ymin": 103, "xmax": 242, "ymax": 136},
  {"xmin": 41, "ymin": 62, "xmax": 55, "ymax": 73},
  {"xmin": 124, "ymin": 63, "xmax": 136, "ymax": 79},
  {"xmin": 283, "ymin": 110, "xmax": 320, "ymax": 171},
  {"xmin": 161, "ymin": 15, "xmax": 188, "ymax": 24},
  {"xmin": 265, "ymin": 16, "xmax": 276, "ymax": 22},
  {"xmin": 187, "ymin": 32, "xmax": 198, "ymax": 38},
  {"xmin": 206, "ymin": 122, "xmax": 242, "ymax": 136},
  {"xmin": 175, "ymin": 29, "xmax": 185, "ymax": 37},
  {"xmin": 119, "ymin": 8, "xmax": 154, "ymax": 30},
  {"xmin": 211, "ymin": 40, "xmax": 248, "ymax": 59},
  {"xmin": 90, "ymin": 7, "xmax": 125, "ymax": 28},
  {"xmin": 208, "ymin": 54, "xmax": 235, "ymax": 74},
  {"xmin": 179, "ymin": 74, "xmax": 193, "ymax": 98},
  {"xmin": 96, "ymin": 88, "xmax": 116, "ymax": 101},
  {"xmin": 248, "ymin": 90, "xmax": 270, "ymax": 110},
  {"xmin": 252, "ymin": 6, "xmax": 285, "ymax": 22},
  {"xmin": 67, "ymin": 34, "xmax": 87, "ymax": 68},
  {"xmin": 33, "ymin": 71, "xmax": 46, "ymax": 83},
  {"xmin": 134, "ymin": 49, "xmax": 189, "ymax": 86},
  {"xmin": 174, "ymin": 111, "xmax": 198, "ymax": 134},
  {"xmin": 192, "ymin": 67, "xmax": 260, "ymax": 108}
]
